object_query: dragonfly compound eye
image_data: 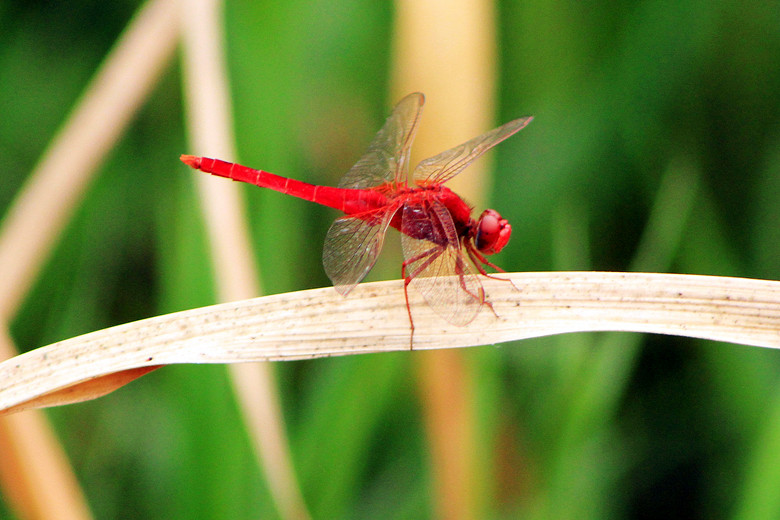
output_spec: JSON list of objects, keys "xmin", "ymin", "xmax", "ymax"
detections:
[{"xmin": 475, "ymin": 209, "xmax": 511, "ymax": 254}]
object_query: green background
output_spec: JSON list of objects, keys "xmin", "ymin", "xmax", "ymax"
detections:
[{"xmin": 2, "ymin": 1, "xmax": 780, "ymax": 518}]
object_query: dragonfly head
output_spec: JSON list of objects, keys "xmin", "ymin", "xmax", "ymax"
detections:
[{"xmin": 474, "ymin": 209, "xmax": 511, "ymax": 255}]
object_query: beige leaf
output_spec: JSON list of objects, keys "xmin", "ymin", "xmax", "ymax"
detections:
[{"xmin": 2, "ymin": 272, "xmax": 779, "ymax": 414}]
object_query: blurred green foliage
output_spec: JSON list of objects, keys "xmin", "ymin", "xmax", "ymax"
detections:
[{"xmin": 2, "ymin": 0, "xmax": 780, "ymax": 518}]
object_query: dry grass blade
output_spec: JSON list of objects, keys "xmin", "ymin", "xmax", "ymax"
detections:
[
  {"xmin": 392, "ymin": 0, "xmax": 498, "ymax": 515},
  {"xmin": 1, "ymin": 272, "xmax": 778, "ymax": 415},
  {"xmin": 0, "ymin": 0, "xmax": 180, "ymax": 323},
  {"xmin": 0, "ymin": 327, "xmax": 95, "ymax": 520},
  {"xmin": 179, "ymin": 0, "xmax": 310, "ymax": 517},
  {"xmin": 0, "ymin": 0, "xmax": 180, "ymax": 518}
]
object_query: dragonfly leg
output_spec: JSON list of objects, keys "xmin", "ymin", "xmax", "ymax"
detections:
[
  {"xmin": 400, "ymin": 245, "xmax": 447, "ymax": 350},
  {"xmin": 400, "ymin": 262, "xmax": 417, "ymax": 351},
  {"xmin": 404, "ymin": 244, "xmax": 489, "ymax": 329},
  {"xmin": 467, "ymin": 245, "xmax": 519, "ymax": 289},
  {"xmin": 464, "ymin": 247, "xmax": 513, "ymax": 318},
  {"xmin": 482, "ymin": 298, "xmax": 500, "ymax": 318},
  {"xmin": 403, "ymin": 243, "xmax": 441, "ymax": 269},
  {"xmin": 467, "ymin": 246, "xmax": 504, "ymax": 275},
  {"xmin": 453, "ymin": 253, "xmax": 486, "ymax": 304}
]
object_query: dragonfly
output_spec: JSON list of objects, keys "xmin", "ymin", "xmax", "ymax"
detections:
[{"xmin": 181, "ymin": 92, "xmax": 532, "ymax": 345}]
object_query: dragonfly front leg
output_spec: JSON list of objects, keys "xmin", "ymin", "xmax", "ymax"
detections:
[
  {"xmin": 465, "ymin": 245, "xmax": 516, "ymax": 317},
  {"xmin": 465, "ymin": 245, "xmax": 505, "ymax": 276}
]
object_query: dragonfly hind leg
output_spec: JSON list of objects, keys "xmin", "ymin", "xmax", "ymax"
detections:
[{"xmin": 400, "ymin": 245, "xmax": 443, "ymax": 351}]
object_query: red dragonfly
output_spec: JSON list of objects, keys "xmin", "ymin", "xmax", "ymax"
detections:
[{"xmin": 181, "ymin": 93, "xmax": 532, "ymax": 342}]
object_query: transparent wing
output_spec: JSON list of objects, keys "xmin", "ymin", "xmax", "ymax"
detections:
[
  {"xmin": 339, "ymin": 92, "xmax": 425, "ymax": 189},
  {"xmin": 323, "ymin": 207, "xmax": 397, "ymax": 295},
  {"xmin": 413, "ymin": 116, "xmax": 533, "ymax": 187},
  {"xmin": 401, "ymin": 200, "xmax": 484, "ymax": 326}
]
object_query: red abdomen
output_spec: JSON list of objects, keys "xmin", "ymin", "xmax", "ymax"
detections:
[{"xmin": 181, "ymin": 155, "xmax": 390, "ymax": 215}]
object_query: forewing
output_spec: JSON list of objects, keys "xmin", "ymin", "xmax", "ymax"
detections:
[
  {"xmin": 323, "ymin": 208, "xmax": 396, "ymax": 295},
  {"xmin": 339, "ymin": 92, "xmax": 424, "ymax": 189},
  {"xmin": 401, "ymin": 200, "xmax": 484, "ymax": 326},
  {"xmin": 413, "ymin": 116, "xmax": 533, "ymax": 187}
]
